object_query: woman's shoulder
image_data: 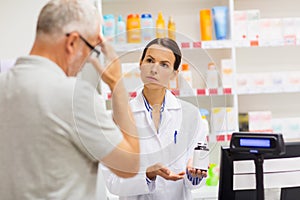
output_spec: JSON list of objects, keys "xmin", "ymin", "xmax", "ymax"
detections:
[{"xmin": 178, "ymin": 99, "xmax": 200, "ymax": 115}]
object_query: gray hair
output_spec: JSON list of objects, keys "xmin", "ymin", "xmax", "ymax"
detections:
[{"xmin": 36, "ymin": 0, "xmax": 100, "ymax": 38}]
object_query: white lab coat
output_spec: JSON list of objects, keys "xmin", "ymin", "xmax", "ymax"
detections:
[{"xmin": 102, "ymin": 90, "xmax": 207, "ymax": 200}]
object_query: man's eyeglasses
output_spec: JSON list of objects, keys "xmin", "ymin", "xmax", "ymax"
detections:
[{"xmin": 66, "ymin": 33, "xmax": 100, "ymax": 58}]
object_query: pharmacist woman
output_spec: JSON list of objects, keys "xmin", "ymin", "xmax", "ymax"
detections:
[{"xmin": 101, "ymin": 38, "xmax": 208, "ymax": 200}]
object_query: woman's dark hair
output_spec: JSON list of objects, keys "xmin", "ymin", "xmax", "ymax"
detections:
[{"xmin": 140, "ymin": 38, "xmax": 182, "ymax": 70}]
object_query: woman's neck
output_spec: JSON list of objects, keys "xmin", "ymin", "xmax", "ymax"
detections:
[{"xmin": 142, "ymin": 87, "xmax": 166, "ymax": 107}]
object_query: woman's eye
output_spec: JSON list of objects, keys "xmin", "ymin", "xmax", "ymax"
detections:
[
  {"xmin": 146, "ymin": 58, "xmax": 154, "ymax": 63},
  {"xmin": 160, "ymin": 63, "xmax": 169, "ymax": 68}
]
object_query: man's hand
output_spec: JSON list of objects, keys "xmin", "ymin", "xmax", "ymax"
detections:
[
  {"xmin": 146, "ymin": 163, "xmax": 185, "ymax": 181},
  {"xmin": 88, "ymin": 40, "xmax": 121, "ymax": 92}
]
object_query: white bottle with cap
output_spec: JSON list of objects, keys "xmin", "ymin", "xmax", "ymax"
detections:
[
  {"xmin": 141, "ymin": 13, "xmax": 154, "ymax": 43},
  {"xmin": 193, "ymin": 142, "xmax": 209, "ymax": 171},
  {"xmin": 103, "ymin": 14, "xmax": 115, "ymax": 42},
  {"xmin": 116, "ymin": 15, "xmax": 126, "ymax": 44},
  {"xmin": 178, "ymin": 63, "xmax": 194, "ymax": 96}
]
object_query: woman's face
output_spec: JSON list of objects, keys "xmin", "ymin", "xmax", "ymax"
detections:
[{"xmin": 140, "ymin": 44, "xmax": 177, "ymax": 89}]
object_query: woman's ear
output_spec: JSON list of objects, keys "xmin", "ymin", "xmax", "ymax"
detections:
[
  {"xmin": 170, "ymin": 70, "xmax": 178, "ymax": 80},
  {"xmin": 139, "ymin": 60, "xmax": 142, "ymax": 69}
]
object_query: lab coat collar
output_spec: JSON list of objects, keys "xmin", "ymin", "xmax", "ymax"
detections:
[{"xmin": 130, "ymin": 89, "xmax": 181, "ymax": 113}]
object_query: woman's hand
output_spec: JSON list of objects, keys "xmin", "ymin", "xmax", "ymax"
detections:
[
  {"xmin": 146, "ymin": 163, "xmax": 185, "ymax": 181},
  {"xmin": 186, "ymin": 159, "xmax": 207, "ymax": 179}
]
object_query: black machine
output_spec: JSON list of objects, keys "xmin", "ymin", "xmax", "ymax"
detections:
[
  {"xmin": 230, "ymin": 132, "xmax": 285, "ymax": 155},
  {"xmin": 218, "ymin": 132, "xmax": 300, "ymax": 200}
]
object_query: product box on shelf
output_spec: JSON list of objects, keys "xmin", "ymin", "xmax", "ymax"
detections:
[
  {"xmin": 247, "ymin": 10, "xmax": 260, "ymax": 41},
  {"xmin": 238, "ymin": 113, "xmax": 249, "ymax": 132},
  {"xmin": 101, "ymin": 62, "xmax": 142, "ymax": 100},
  {"xmin": 236, "ymin": 73, "xmax": 272, "ymax": 94},
  {"xmin": 121, "ymin": 62, "xmax": 142, "ymax": 92},
  {"xmin": 259, "ymin": 18, "xmax": 283, "ymax": 46},
  {"xmin": 272, "ymin": 118, "xmax": 300, "ymax": 140},
  {"xmin": 282, "ymin": 18, "xmax": 297, "ymax": 45},
  {"xmin": 233, "ymin": 10, "xmax": 248, "ymax": 41},
  {"xmin": 248, "ymin": 111, "xmax": 272, "ymax": 133},
  {"xmin": 236, "ymin": 71, "xmax": 300, "ymax": 94},
  {"xmin": 248, "ymin": 73, "xmax": 273, "ymax": 93},
  {"xmin": 233, "ymin": 10, "xmax": 260, "ymax": 44},
  {"xmin": 236, "ymin": 73, "xmax": 250, "ymax": 94},
  {"xmin": 296, "ymin": 18, "xmax": 300, "ymax": 45},
  {"xmin": 220, "ymin": 59, "xmax": 234, "ymax": 88},
  {"xmin": 285, "ymin": 71, "xmax": 300, "ymax": 92},
  {"xmin": 211, "ymin": 107, "xmax": 236, "ymax": 136},
  {"xmin": 271, "ymin": 72, "xmax": 286, "ymax": 92}
]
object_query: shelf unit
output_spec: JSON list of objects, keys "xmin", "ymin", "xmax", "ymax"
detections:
[
  {"xmin": 94, "ymin": 0, "xmax": 300, "ymax": 133},
  {"xmin": 85, "ymin": 0, "xmax": 300, "ymax": 199}
]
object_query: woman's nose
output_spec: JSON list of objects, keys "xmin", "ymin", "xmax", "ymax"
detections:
[{"xmin": 150, "ymin": 63, "xmax": 159, "ymax": 74}]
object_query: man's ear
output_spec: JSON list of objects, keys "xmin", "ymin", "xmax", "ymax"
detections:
[
  {"xmin": 65, "ymin": 33, "xmax": 80, "ymax": 55},
  {"xmin": 170, "ymin": 70, "xmax": 178, "ymax": 80}
]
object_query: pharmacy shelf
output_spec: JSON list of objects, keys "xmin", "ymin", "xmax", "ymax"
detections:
[
  {"xmin": 104, "ymin": 88, "xmax": 233, "ymax": 100},
  {"xmin": 112, "ymin": 39, "xmax": 300, "ymax": 53},
  {"xmin": 237, "ymin": 87, "xmax": 300, "ymax": 95},
  {"xmin": 104, "ymin": 86, "xmax": 300, "ymax": 99},
  {"xmin": 180, "ymin": 40, "xmax": 233, "ymax": 49},
  {"xmin": 238, "ymin": 93, "xmax": 300, "ymax": 119},
  {"xmin": 208, "ymin": 134, "xmax": 232, "ymax": 142},
  {"xmin": 96, "ymin": 0, "xmax": 300, "ymax": 138},
  {"xmin": 102, "ymin": 0, "xmax": 212, "ymax": 3},
  {"xmin": 110, "ymin": 41, "xmax": 233, "ymax": 52},
  {"xmin": 94, "ymin": 1, "xmax": 300, "ymax": 197}
]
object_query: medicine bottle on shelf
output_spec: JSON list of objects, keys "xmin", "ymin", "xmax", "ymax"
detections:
[
  {"xmin": 168, "ymin": 16, "xmax": 176, "ymax": 41},
  {"xmin": 141, "ymin": 13, "xmax": 154, "ymax": 43},
  {"xmin": 103, "ymin": 14, "xmax": 115, "ymax": 42},
  {"xmin": 179, "ymin": 63, "xmax": 193, "ymax": 88},
  {"xmin": 116, "ymin": 15, "xmax": 126, "ymax": 44},
  {"xmin": 206, "ymin": 62, "xmax": 219, "ymax": 89},
  {"xmin": 127, "ymin": 14, "xmax": 141, "ymax": 43},
  {"xmin": 200, "ymin": 9, "xmax": 213, "ymax": 41},
  {"xmin": 178, "ymin": 63, "xmax": 194, "ymax": 96},
  {"xmin": 156, "ymin": 11, "xmax": 166, "ymax": 38}
]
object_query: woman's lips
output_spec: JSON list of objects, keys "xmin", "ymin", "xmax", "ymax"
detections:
[{"xmin": 146, "ymin": 76, "xmax": 158, "ymax": 81}]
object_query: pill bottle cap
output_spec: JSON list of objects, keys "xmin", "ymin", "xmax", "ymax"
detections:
[
  {"xmin": 182, "ymin": 63, "xmax": 189, "ymax": 71},
  {"xmin": 208, "ymin": 62, "xmax": 216, "ymax": 70}
]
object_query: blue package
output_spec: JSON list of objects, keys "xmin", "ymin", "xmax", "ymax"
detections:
[{"xmin": 212, "ymin": 6, "xmax": 228, "ymax": 40}]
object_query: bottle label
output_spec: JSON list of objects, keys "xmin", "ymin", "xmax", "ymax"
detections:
[
  {"xmin": 156, "ymin": 28, "xmax": 166, "ymax": 38},
  {"xmin": 193, "ymin": 149, "xmax": 209, "ymax": 171}
]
